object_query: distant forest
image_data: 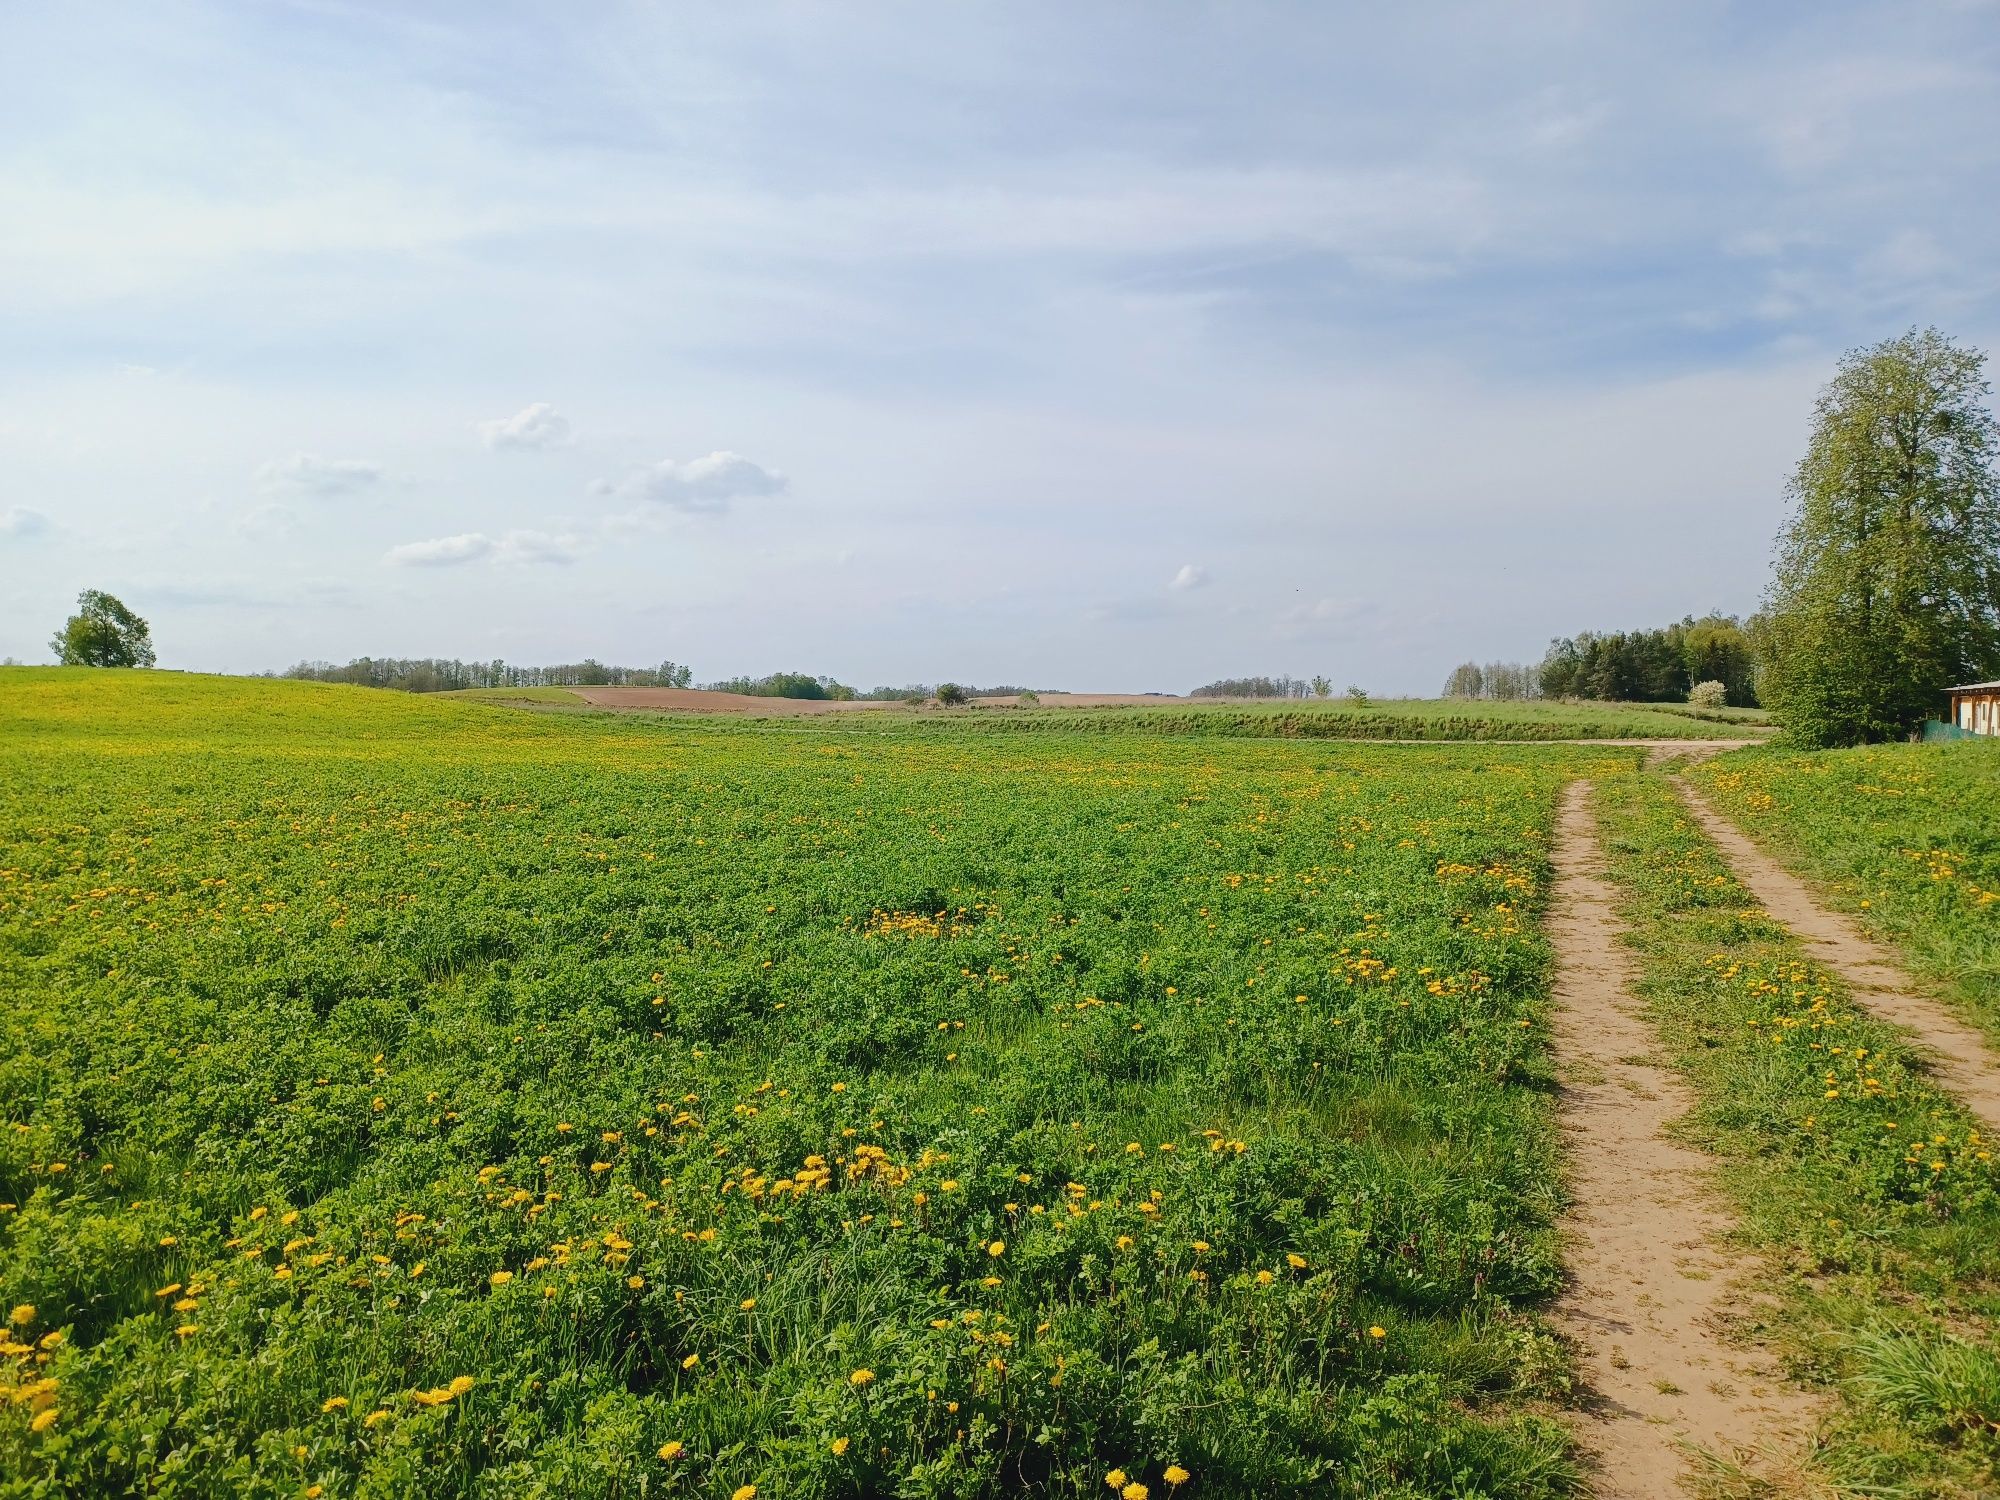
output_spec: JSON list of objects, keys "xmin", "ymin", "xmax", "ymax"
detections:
[
  {"xmin": 280, "ymin": 658, "xmax": 693, "ymax": 692},
  {"xmin": 1444, "ymin": 615, "xmax": 1759, "ymax": 706},
  {"xmin": 278, "ymin": 659, "xmax": 1045, "ymax": 702},
  {"xmin": 1536, "ymin": 615, "xmax": 1758, "ymax": 706}
]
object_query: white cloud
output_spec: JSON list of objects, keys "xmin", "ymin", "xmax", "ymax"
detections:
[
  {"xmin": 601, "ymin": 451, "xmax": 787, "ymax": 513},
  {"xmin": 477, "ymin": 402, "xmax": 572, "ymax": 450},
  {"xmin": 0, "ymin": 506, "xmax": 49, "ymax": 539},
  {"xmin": 256, "ymin": 453, "xmax": 383, "ymax": 497},
  {"xmin": 1169, "ymin": 563, "xmax": 1209, "ymax": 591},
  {"xmin": 386, "ymin": 532, "xmax": 493, "ymax": 567},
  {"xmin": 383, "ymin": 529, "xmax": 581, "ymax": 567}
]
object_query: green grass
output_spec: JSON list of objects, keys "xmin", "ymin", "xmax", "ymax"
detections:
[
  {"xmin": 1691, "ymin": 742, "xmax": 2000, "ymax": 1049},
  {"xmin": 0, "ymin": 669, "xmax": 1642, "ymax": 1498},
  {"xmin": 1591, "ymin": 771, "xmax": 2000, "ymax": 1495}
]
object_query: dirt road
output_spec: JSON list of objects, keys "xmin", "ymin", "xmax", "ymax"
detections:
[{"xmin": 1549, "ymin": 781, "xmax": 1819, "ymax": 1495}]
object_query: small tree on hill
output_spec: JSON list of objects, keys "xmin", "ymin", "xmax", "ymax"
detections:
[
  {"xmin": 1688, "ymin": 680, "xmax": 1727, "ymax": 709},
  {"xmin": 1443, "ymin": 662, "xmax": 1484, "ymax": 698},
  {"xmin": 52, "ymin": 590, "xmax": 156, "ymax": 668},
  {"xmin": 935, "ymin": 682, "xmax": 968, "ymax": 706},
  {"xmin": 1762, "ymin": 328, "xmax": 2000, "ymax": 745}
]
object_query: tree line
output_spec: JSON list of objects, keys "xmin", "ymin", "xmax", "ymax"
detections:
[
  {"xmin": 280, "ymin": 658, "xmax": 693, "ymax": 692},
  {"xmin": 1440, "ymin": 661, "xmax": 1540, "ymax": 700},
  {"xmin": 1531, "ymin": 615, "xmax": 1759, "ymax": 706},
  {"xmin": 1191, "ymin": 675, "xmax": 1334, "ymax": 699}
]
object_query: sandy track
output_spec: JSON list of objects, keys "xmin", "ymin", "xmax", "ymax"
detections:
[
  {"xmin": 1677, "ymin": 781, "xmax": 2000, "ymax": 1134},
  {"xmin": 1549, "ymin": 781, "xmax": 1818, "ymax": 1495}
]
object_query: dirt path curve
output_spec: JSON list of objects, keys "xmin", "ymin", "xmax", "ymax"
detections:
[
  {"xmin": 1549, "ymin": 781, "xmax": 1819, "ymax": 1496},
  {"xmin": 1676, "ymin": 780, "xmax": 2000, "ymax": 1134}
]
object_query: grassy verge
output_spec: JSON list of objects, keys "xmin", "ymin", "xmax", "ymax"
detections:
[
  {"xmin": 1591, "ymin": 771, "xmax": 2000, "ymax": 1495},
  {"xmin": 1690, "ymin": 743, "xmax": 2000, "ymax": 1051}
]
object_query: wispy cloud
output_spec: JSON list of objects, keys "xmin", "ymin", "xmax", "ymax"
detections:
[
  {"xmin": 256, "ymin": 454, "xmax": 383, "ymax": 498},
  {"xmin": 1169, "ymin": 564, "xmax": 1209, "ymax": 591},
  {"xmin": 476, "ymin": 402, "xmax": 572, "ymax": 450},
  {"xmin": 384, "ymin": 529, "xmax": 581, "ymax": 567}
]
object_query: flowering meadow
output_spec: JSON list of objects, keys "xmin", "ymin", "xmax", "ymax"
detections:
[{"xmin": 0, "ymin": 670, "xmax": 1633, "ymax": 1497}]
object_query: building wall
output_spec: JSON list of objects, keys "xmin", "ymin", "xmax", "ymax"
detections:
[{"xmin": 1957, "ymin": 694, "xmax": 2000, "ymax": 736}]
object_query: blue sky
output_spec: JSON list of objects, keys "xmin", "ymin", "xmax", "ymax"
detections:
[{"xmin": 3, "ymin": 1, "xmax": 1997, "ymax": 691}]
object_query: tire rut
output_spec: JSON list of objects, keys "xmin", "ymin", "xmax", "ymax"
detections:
[
  {"xmin": 1675, "ymin": 779, "xmax": 2000, "ymax": 1135},
  {"xmin": 1548, "ymin": 780, "xmax": 1818, "ymax": 1496}
]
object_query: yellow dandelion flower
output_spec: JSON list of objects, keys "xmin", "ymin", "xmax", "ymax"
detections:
[
  {"xmin": 831, "ymin": 1437, "xmax": 851, "ymax": 1456},
  {"xmin": 489, "ymin": 1271, "xmax": 513, "ymax": 1286},
  {"xmin": 323, "ymin": 1396, "xmax": 349, "ymax": 1412},
  {"xmin": 31, "ymin": 1408, "xmax": 59, "ymax": 1432},
  {"xmin": 682, "ymin": 1354, "xmax": 700, "ymax": 1370},
  {"xmin": 9, "ymin": 1304, "xmax": 32, "ymax": 1325},
  {"xmin": 849, "ymin": 1368, "xmax": 876, "ymax": 1387},
  {"xmin": 658, "ymin": 1441, "xmax": 684, "ymax": 1461},
  {"xmin": 987, "ymin": 1240, "xmax": 1006, "ymax": 1257},
  {"xmin": 1164, "ymin": 1465, "xmax": 1190, "ymax": 1487}
]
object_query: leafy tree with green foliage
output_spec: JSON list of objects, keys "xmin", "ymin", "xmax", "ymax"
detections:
[
  {"xmin": 51, "ymin": 590, "xmax": 156, "ymax": 668},
  {"xmin": 935, "ymin": 682, "xmax": 968, "ymax": 706},
  {"xmin": 1762, "ymin": 328, "xmax": 2000, "ymax": 746},
  {"xmin": 1537, "ymin": 616, "xmax": 1757, "ymax": 706}
]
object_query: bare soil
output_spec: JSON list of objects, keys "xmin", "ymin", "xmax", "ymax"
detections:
[
  {"xmin": 568, "ymin": 688, "xmax": 907, "ymax": 715},
  {"xmin": 1677, "ymin": 780, "xmax": 2000, "ymax": 1134},
  {"xmin": 1549, "ymin": 781, "xmax": 1820, "ymax": 1496}
]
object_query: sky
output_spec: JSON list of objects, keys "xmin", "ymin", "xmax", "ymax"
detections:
[{"xmin": 3, "ymin": 2, "xmax": 1998, "ymax": 694}]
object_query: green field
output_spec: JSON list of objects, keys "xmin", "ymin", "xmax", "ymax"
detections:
[{"xmin": 0, "ymin": 671, "xmax": 1634, "ymax": 1498}]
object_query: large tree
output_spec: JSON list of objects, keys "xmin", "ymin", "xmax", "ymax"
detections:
[
  {"xmin": 51, "ymin": 589, "xmax": 156, "ymax": 668},
  {"xmin": 1761, "ymin": 328, "xmax": 2000, "ymax": 746}
]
